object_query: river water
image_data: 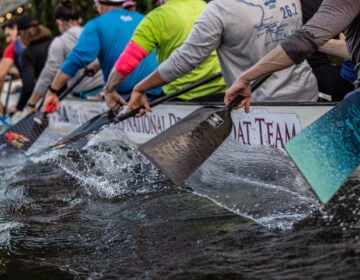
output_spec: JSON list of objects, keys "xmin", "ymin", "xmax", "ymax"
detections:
[{"xmin": 0, "ymin": 125, "xmax": 359, "ymax": 279}]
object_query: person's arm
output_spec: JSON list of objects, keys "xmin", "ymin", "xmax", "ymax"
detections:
[
  {"xmin": 26, "ymin": 92, "xmax": 42, "ymax": 113},
  {"xmin": 283, "ymin": 0, "xmax": 359, "ymax": 64},
  {"xmin": 43, "ymin": 70, "xmax": 72, "ymax": 111},
  {"xmin": 301, "ymin": 1, "xmax": 351, "ymax": 60},
  {"xmin": 0, "ymin": 42, "xmax": 16, "ymax": 113},
  {"xmin": 318, "ymin": 39, "xmax": 350, "ymax": 59},
  {"xmin": 225, "ymin": 45, "xmax": 294, "ymax": 113},
  {"xmin": 225, "ymin": 0, "xmax": 359, "ymax": 112},
  {"xmin": 86, "ymin": 60, "xmax": 101, "ymax": 75},
  {"xmin": 0, "ymin": 58, "xmax": 14, "ymax": 113},
  {"xmin": 0, "ymin": 58, "xmax": 14, "ymax": 89},
  {"xmin": 104, "ymin": 14, "xmax": 158, "ymax": 109},
  {"xmin": 44, "ymin": 21, "xmax": 101, "ymax": 111},
  {"xmin": 127, "ymin": 2, "xmax": 223, "ymax": 114},
  {"xmin": 105, "ymin": 41, "xmax": 150, "ymax": 93},
  {"xmin": 125, "ymin": 69, "xmax": 165, "ymax": 116},
  {"xmin": 104, "ymin": 67, "xmax": 128, "ymax": 110},
  {"xmin": 104, "ymin": 41, "xmax": 150, "ymax": 109},
  {"xmin": 60, "ymin": 21, "xmax": 101, "ymax": 77},
  {"xmin": 105, "ymin": 40, "xmax": 153, "ymax": 109}
]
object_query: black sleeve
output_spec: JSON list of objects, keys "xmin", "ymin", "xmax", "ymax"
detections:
[
  {"xmin": 301, "ymin": 0, "xmax": 323, "ymax": 24},
  {"xmin": 17, "ymin": 49, "xmax": 36, "ymax": 111}
]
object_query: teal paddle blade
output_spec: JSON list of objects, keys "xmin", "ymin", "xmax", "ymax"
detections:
[{"xmin": 285, "ymin": 90, "xmax": 360, "ymax": 204}]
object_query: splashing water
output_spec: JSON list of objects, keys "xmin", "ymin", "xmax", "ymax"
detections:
[
  {"xmin": 30, "ymin": 131, "xmax": 170, "ymax": 201},
  {"xmin": 0, "ymin": 121, "xmax": 359, "ymax": 279},
  {"xmin": 27, "ymin": 128, "xmax": 341, "ymax": 231},
  {"xmin": 188, "ymin": 139, "xmax": 321, "ymax": 229}
]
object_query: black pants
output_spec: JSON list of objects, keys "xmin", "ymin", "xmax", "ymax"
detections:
[{"xmin": 313, "ymin": 63, "xmax": 355, "ymax": 101}]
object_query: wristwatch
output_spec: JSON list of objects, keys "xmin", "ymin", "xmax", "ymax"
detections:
[{"xmin": 48, "ymin": 85, "xmax": 59, "ymax": 94}]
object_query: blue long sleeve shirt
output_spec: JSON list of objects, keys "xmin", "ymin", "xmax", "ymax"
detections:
[{"xmin": 61, "ymin": 9, "xmax": 162, "ymax": 96}]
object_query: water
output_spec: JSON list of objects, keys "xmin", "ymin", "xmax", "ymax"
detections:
[{"xmin": 0, "ymin": 126, "xmax": 359, "ymax": 279}]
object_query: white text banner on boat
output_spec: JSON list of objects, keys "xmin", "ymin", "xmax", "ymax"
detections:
[{"xmin": 50, "ymin": 100, "xmax": 333, "ymax": 148}]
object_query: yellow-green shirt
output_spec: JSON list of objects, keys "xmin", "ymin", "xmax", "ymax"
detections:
[{"xmin": 131, "ymin": 0, "xmax": 226, "ymax": 100}]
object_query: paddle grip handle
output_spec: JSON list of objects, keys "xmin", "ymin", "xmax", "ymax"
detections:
[
  {"xmin": 228, "ymin": 74, "xmax": 271, "ymax": 110},
  {"xmin": 149, "ymin": 72, "xmax": 223, "ymax": 107},
  {"xmin": 3, "ymin": 74, "xmax": 12, "ymax": 116},
  {"xmin": 36, "ymin": 71, "xmax": 90, "ymax": 119},
  {"xmin": 115, "ymin": 107, "xmax": 141, "ymax": 122},
  {"xmin": 33, "ymin": 71, "xmax": 89, "ymax": 114},
  {"xmin": 44, "ymin": 103, "xmax": 56, "ymax": 114},
  {"xmin": 57, "ymin": 72, "xmax": 89, "ymax": 101},
  {"xmin": 33, "ymin": 103, "xmax": 56, "ymax": 125}
]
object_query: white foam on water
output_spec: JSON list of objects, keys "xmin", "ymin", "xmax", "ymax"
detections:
[
  {"xmin": 53, "ymin": 135, "xmax": 167, "ymax": 200},
  {"xmin": 0, "ymin": 150, "xmax": 27, "ymax": 185},
  {"xmin": 0, "ymin": 221, "xmax": 22, "ymax": 248},
  {"xmin": 24, "ymin": 120, "xmax": 322, "ymax": 230},
  {"xmin": 187, "ymin": 139, "xmax": 321, "ymax": 230},
  {"xmin": 26, "ymin": 125, "xmax": 72, "ymax": 156},
  {"xmin": 0, "ymin": 166, "xmax": 25, "ymax": 248}
]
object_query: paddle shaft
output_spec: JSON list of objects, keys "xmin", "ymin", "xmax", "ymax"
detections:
[
  {"xmin": 3, "ymin": 74, "xmax": 13, "ymax": 116},
  {"xmin": 138, "ymin": 74, "xmax": 271, "ymax": 185},
  {"xmin": 28, "ymin": 72, "xmax": 223, "ymax": 154},
  {"xmin": 49, "ymin": 72, "xmax": 89, "ymax": 110},
  {"xmin": 114, "ymin": 72, "xmax": 223, "ymax": 123},
  {"xmin": 34, "ymin": 72, "xmax": 89, "ymax": 125},
  {"xmin": 36, "ymin": 72, "xmax": 89, "ymax": 122},
  {"xmin": 227, "ymin": 75, "xmax": 271, "ymax": 110}
]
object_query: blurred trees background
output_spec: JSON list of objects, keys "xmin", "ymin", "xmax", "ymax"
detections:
[
  {"xmin": 29, "ymin": 0, "xmax": 156, "ymax": 35},
  {"xmin": 31, "ymin": 0, "xmax": 156, "ymax": 35},
  {"xmin": 0, "ymin": 0, "xmax": 156, "ymax": 52}
]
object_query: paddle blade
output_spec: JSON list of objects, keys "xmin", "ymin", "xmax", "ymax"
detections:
[
  {"xmin": 139, "ymin": 106, "xmax": 232, "ymax": 185},
  {"xmin": 0, "ymin": 112, "xmax": 49, "ymax": 151},
  {"xmin": 285, "ymin": 91, "xmax": 360, "ymax": 204},
  {"xmin": 29, "ymin": 108, "xmax": 117, "ymax": 156}
]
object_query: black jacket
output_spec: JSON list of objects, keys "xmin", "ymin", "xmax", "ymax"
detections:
[
  {"xmin": 17, "ymin": 27, "xmax": 52, "ymax": 111},
  {"xmin": 301, "ymin": 0, "xmax": 330, "ymax": 69}
]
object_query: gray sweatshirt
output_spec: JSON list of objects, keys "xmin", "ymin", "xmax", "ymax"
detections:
[
  {"xmin": 33, "ymin": 26, "xmax": 104, "ymax": 97},
  {"xmin": 281, "ymin": 0, "xmax": 360, "ymax": 88},
  {"xmin": 159, "ymin": 0, "xmax": 318, "ymax": 102}
]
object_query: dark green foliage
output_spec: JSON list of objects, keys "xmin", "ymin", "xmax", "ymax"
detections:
[
  {"xmin": 29, "ymin": 0, "xmax": 98, "ymax": 36},
  {"xmin": 1, "ymin": 0, "xmax": 157, "ymax": 53},
  {"xmin": 30, "ymin": 0, "xmax": 155, "ymax": 29}
]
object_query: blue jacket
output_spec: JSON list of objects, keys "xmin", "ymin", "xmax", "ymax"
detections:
[{"xmin": 61, "ymin": 9, "xmax": 162, "ymax": 96}]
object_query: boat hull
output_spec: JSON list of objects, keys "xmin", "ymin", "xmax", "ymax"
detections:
[
  {"xmin": 26, "ymin": 97, "xmax": 357, "ymax": 178},
  {"xmin": 50, "ymin": 99, "xmax": 336, "ymax": 150}
]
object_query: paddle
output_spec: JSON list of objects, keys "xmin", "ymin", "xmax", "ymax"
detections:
[
  {"xmin": 0, "ymin": 74, "xmax": 13, "ymax": 134},
  {"xmin": 29, "ymin": 72, "xmax": 224, "ymax": 155},
  {"xmin": 0, "ymin": 72, "xmax": 88, "ymax": 152},
  {"xmin": 285, "ymin": 90, "xmax": 360, "ymax": 204},
  {"xmin": 139, "ymin": 75, "xmax": 270, "ymax": 185}
]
